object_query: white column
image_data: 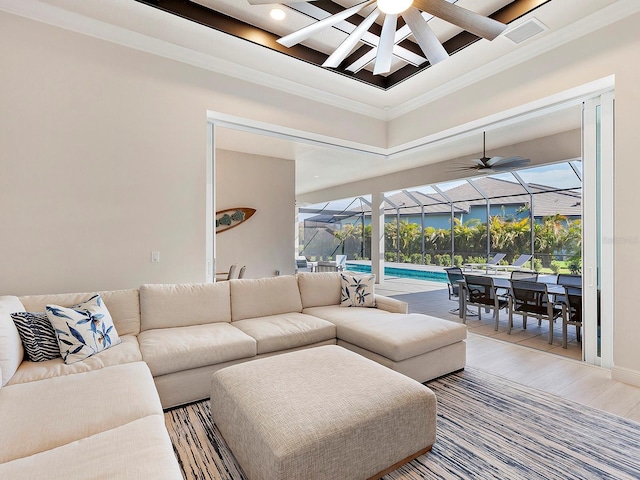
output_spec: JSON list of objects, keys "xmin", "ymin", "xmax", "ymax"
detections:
[{"xmin": 371, "ymin": 192, "xmax": 385, "ymax": 284}]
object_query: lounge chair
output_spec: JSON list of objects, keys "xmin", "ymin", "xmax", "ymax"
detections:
[
  {"xmin": 493, "ymin": 254, "xmax": 533, "ymax": 273},
  {"xmin": 463, "ymin": 253, "xmax": 506, "ymax": 273},
  {"xmin": 295, "ymin": 256, "xmax": 313, "ymax": 273}
]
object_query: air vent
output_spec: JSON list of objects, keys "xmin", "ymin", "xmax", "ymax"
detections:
[{"xmin": 504, "ymin": 18, "xmax": 547, "ymax": 44}]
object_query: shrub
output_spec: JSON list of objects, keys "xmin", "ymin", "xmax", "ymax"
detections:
[
  {"xmin": 434, "ymin": 254, "xmax": 451, "ymax": 266},
  {"xmin": 568, "ymin": 258, "xmax": 582, "ymax": 274},
  {"xmin": 410, "ymin": 253, "xmax": 423, "ymax": 265},
  {"xmin": 533, "ymin": 258, "xmax": 543, "ymax": 272},
  {"xmin": 550, "ymin": 260, "xmax": 561, "ymax": 274},
  {"xmin": 399, "ymin": 253, "xmax": 407, "ymax": 263},
  {"xmin": 423, "ymin": 254, "xmax": 431, "ymax": 265},
  {"xmin": 384, "ymin": 252, "xmax": 396, "ymax": 262},
  {"xmin": 453, "ymin": 255, "xmax": 464, "ymax": 267}
]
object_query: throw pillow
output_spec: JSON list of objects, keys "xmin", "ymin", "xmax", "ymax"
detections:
[
  {"xmin": 340, "ymin": 273, "xmax": 376, "ymax": 308},
  {"xmin": 46, "ymin": 294, "xmax": 121, "ymax": 364},
  {"xmin": 11, "ymin": 311, "xmax": 61, "ymax": 362}
]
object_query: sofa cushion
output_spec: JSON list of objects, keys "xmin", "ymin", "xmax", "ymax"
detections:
[
  {"xmin": 138, "ymin": 323, "xmax": 256, "ymax": 376},
  {"xmin": 46, "ymin": 294, "xmax": 122, "ymax": 364},
  {"xmin": 0, "ymin": 415, "xmax": 182, "ymax": 480},
  {"xmin": 230, "ymin": 276, "xmax": 303, "ymax": 321},
  {"xmin": 232, "ymin": 313, "xmax": 337, "ymax": 354},
  {"xmin": 336, "ymin": 314, "xmax": 467, "ymax": 362},
  {"xmin": 20, "ymin": 289, "xmax": 141, "ymax": 336},
  {"xmin": 7, "ymin": 335, "xmax": 142, "ymax": 385},
  {"xmin": 0, "ymin": 361, "xmax": 161, "ymax": 463},
  {"xmin": 11, "ymin": 311, "xmax": 61, "ymax": 362},
  {"xmin": 340, "ymin": 273, "xmax": 376, "ymax": 307},
  {"xmin": 297, "ymin": 272, "xmax": 342, "ymax": 308},
  {"xmin": 0, "ymin": 296, "xmax": 25, "ymax": 386},
  {"xmin": 140, "ymin": 282, "xmax": 231, "ymax": 331}
]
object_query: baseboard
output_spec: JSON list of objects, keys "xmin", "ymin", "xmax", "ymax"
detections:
[{"xmin": 611, "ymin": 365, "xmax": 640, "ymax": 388}]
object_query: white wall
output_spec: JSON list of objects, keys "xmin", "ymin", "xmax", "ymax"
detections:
[
  {"xmin": 0, "ymin": 11, "xmax": 383, "ymax": 296},
  {"xmin": 215, "ymin": 150, "xmax": 295, "ymax": 279}
]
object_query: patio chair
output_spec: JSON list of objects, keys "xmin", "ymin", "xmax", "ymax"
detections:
[
  {"xmin": 508, "ymin": 280, "xmax": 562, "ymax": 344},
  {"xmin": 510, "ymin": 270, "xmax": 538, "ymax": 281},
  {"xmin": 316, "ymin": 255, "xmax": 347, "ymax": 272},
  {"xmin": 493, "ymin": 254, "xmax": 533, "ymax": 273},
  {"xmin": 496, "ymin": 270, "xmax": 539, "ymax": 297},
  {"xmin": 560, "ymin": 285, "xmax": 582, "ymax": 348},
  {"xmin": 555, "ymin": 273, "xmax": 582, "ymax": 304},
  {"xmin": 463, "ymin": 253, "xmax": 506, "ymax": 273},
  {"xmin": 444, "ymin": 267, "xmax": 477, "ymax": 316},
  {"xmin": 217, "ymin": 264, "xmax": 237, "ymax": 281},
  {"xmin": 237, "ymin": 265, "xmax": 247, "ymax": 279},
  {"xmin": 463, "ymin": 274, "xmax": 508, "ymax": 329},
  {"xmin": 295, "ymin": 256, "xmax": 312, "ymax": 273}
]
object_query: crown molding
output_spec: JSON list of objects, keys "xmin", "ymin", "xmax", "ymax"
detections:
[
  {"xmin": 1, "ymin": 0, "xmax": 636, "ymax": 122},
  {"xmin": 0, "ymin": 0, "xmax": 388, "ymax": 120}
]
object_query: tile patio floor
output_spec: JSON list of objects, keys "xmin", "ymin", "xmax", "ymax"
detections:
[{"xmin": 374, "ymin": 276, "xmax": 582, "ymax": 361}]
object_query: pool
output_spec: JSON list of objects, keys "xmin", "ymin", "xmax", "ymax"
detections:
[{"xmin": 345, "ymin": 263, "xmax": 448, "ymax": 283}]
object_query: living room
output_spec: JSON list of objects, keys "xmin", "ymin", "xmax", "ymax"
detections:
[{"xmin": 1, "ymin": 0, "xmax": 640, "ymax": 478}]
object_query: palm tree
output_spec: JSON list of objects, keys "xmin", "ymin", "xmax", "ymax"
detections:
[
  {"xmin": 398, "ymin": 221, "xmax": 421, "ymax": 258},
  {"xmin": 332, "ymin": 223, "xmax": 357, "ymax": 256}
]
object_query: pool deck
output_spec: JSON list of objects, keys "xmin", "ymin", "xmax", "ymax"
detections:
[{"xmin": 353, "ymin": 262, "xmax": 581, "ymax": 361}]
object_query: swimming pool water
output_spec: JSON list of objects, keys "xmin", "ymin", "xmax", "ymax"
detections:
[{"xmin": 345, "ymin": 263, "xmax": 448, "ymax": 283}]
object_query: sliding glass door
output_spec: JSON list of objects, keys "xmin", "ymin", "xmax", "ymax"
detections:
[{"xmin": 582, "ymin": 91, "xmax": 614, "ymax": 367}]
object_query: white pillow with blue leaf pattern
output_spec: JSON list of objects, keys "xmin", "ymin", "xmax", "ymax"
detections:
[
  {"xmin": 340, "ymin": 272, "xmax": 376, "ymax": 307},
  {"xmin": 46, "ymin": 294, "xmax": 121, "ymax": 364}
]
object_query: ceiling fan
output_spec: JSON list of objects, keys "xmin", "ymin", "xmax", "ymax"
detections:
[
  {"xmin": 461, "ymin": 132, "xmax": 531, "ymax": 172},
  {"xmin": 246, "ymin": 0, "xmax": 508, "ymax": 75}
]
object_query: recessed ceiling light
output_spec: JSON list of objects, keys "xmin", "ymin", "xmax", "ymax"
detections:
[{"xmin": 270, "ymin": 8, "xmax": 286, "ymax": 21}]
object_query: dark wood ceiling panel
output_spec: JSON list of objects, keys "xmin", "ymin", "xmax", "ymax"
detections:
[{"xmin": 134, "ymin": 0, "xmax": 551, "ymax": 90}]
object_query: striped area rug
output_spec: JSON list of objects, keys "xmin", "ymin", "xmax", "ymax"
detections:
[{"xmin": 165, "ymin": 368, "xmax": 640, "ymax": 479}]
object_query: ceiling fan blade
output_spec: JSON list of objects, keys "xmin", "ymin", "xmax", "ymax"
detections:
[
  {"xmin": 485, "ymin": 156, "xmax": 505, "ymax": 167},
  {"xmin": 277, "ymin": 0, "xmax": 376, "ymax": 48},
  {"xmin": 401, "ymin": 7, "xmax": 448, "ymax": 65},
  {"xmin": 324, "ymin": 9, "xmax": 381, "ymax": 68},
  {"xmin": 490, "ymin": 157, "xmax": 531, "ymax": 171},
  {"xmin": 472, "ymin": 158, "xmax": 489, "ymax": 168},
  {"xmin": 373, "ymin": 13, "xmax": 398, "ymax": 75},
  {"xmin": 413, "ymin": 0, "xmax": 507, "ymax": 40}
]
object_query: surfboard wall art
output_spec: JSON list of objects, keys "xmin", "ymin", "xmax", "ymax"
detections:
[{"xmin": 215, "ymin": 207, "xmax": 256, "ymax": 233}]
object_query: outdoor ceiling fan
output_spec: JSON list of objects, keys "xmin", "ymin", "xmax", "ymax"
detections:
[
  {"xmin": 462, "ymin": 131, "xmax": 531, "ymax": 172},
  {"xmin": 246, "ymin": 0, "xmax": 508, "ymax": 74}
]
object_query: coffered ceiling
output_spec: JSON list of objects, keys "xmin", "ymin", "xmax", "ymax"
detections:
[{"xmin": 136, "ymin": 0, "xmax": 549, "ymax": 89}]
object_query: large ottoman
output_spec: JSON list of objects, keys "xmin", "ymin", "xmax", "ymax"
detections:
[{"xmin": 210, "ymin": 345, "xmax": 437, "ymax": 480}]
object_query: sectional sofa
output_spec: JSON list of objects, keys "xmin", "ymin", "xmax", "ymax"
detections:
[{"xmin": 0, "ymin": 272, "xmax": 467, "ymax": 478}]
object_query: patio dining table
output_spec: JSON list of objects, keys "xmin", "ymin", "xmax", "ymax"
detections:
[{"xmin": 457, "ymin": 275, "xmax": 572, "ymax": 319}]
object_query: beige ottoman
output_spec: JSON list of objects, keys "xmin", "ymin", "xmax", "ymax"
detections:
[{"xmin": 210, "ymin": 345, "xmax": 436, "ymax": 480}]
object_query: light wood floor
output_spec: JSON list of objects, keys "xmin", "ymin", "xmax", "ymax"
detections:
[{"xmin": 375, "ymin": 277, "xmax": 640, "ymax": 422}]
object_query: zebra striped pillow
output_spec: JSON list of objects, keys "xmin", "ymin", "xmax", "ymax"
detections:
[{"xmin": 11, "ymin": 311, "xmax": 61, "ymax": 362}]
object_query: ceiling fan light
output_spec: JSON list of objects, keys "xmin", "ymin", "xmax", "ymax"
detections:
[
  {"xmin": 269, "ymin": 8, "xmax": 286, "ymax": 21},
  {"xmin": 377, "ymin": 0, "xmax": 413, "ymax": 15}
]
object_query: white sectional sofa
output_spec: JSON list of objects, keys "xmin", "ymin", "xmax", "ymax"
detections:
[{"xmin": 0, "ymin": 271, "xmax": 466, "ymax": 479}]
